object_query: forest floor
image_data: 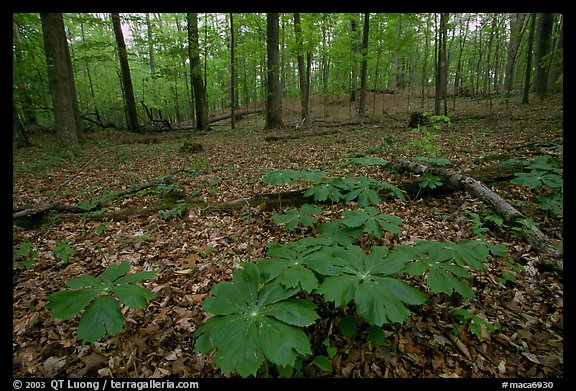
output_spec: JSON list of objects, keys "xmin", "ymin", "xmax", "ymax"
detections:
[{"xmin": 12, "ymin": 92, "xmax": 563, "ymax": 379}]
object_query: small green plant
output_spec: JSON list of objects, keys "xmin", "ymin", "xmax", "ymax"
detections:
[
  {"xmin": 271, "ymin": 204, "xmax": 323, "ymax": 231},
  {"xmin": 159, "ymin": 199, "xmax": 187, "ymax": 220},
  {"xmin": 428, "ymin": 114, "xmax": 452, "ymax": 130},
  {"xmin": 95, "ymin": 222, "xmax": 112, "ymax": 235},
  {"xmin": 417, "ymin": 172, "xmax": 443, "ymax": 189},
  {"xmin": 340, "ymin": 207, "xmax": 403, "ymax": 238},
  {"xmin": 511, "ymin": 156, "xmax": 563, "ymax": 217},
  {"xmin": 46, "ymin": 261, "xmax": 156, "ymax": 343},
  {"xmin": 409, "ymin": 127, "xmax": 441, "ymax": 157},
  {"xmin": 511, "ymin": 217, "xmax": 539, "ymax": 237},
  {"xmin": 53, "ymin": 241, "xmax": 74, "ymax": 263},
  {"xmin": 511, "ymin": 156, "xmax": 562, "ymax": 189},
  {"xmin": 452, "ymin": 308, "xmax": 496, "ymax": 340},
  {"xmin": 13, "ymin": 241, "xmax": 39, "ymax": 269},
  {"xmin": 193, "ymin": 262, "xmax": 319, "ymax": 378}
]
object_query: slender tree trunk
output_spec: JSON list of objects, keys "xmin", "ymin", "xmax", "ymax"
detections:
[
  {"xmin": 505, "ymin": 13, "xmax": 526, "ymax": 94},
  {"xmin": 265, "ymin": 13, "xmax": 284, "ymax": 129},
  {"xmin": 187, "ymin": 13, "xmax": 209, "ymax": 130},
  {"xmin": 435, "ymin": 13, "xmax": 448, "ymax": 116},
  {"xmin": 548, "ymin": 15, "xmax": 563, "ymax": 92},
  {"xmin": 40, "ymin": 13, "xmax": 83, "ymax": 147},
  {"xmin": 453, "ymin": 15, "xmax": 469, "ymax": 110},
  {"xmin": 358, "ymin": 13, "xmax": 370, "ymax": 117},
  {"xmin": 13, "ymin": 104, "xmax": 33, "ymax": 148},
  {"xmin": 321, "ymin": 14, "xmax": 331, "ymax": 119},
  {"xmin": 294, "ymin": 13, "xmax": 310, "ymax": 128},
  {"xmin": 349, "ymin": 16, "xmax": 361, "ymax": 102},
  {"xmin": 534, "ymin": 13, "xmax": 554, "ymax": 99},
  {"xmin": 522, "ymin": 14, "xmax": 536, "ymax": 104},
  {"xmin": 421, "ymin": 14, "xmax": 430, "ymax": 109},
  {"xmin": 230, "ymin": 13, "xmax": 236, "ymax": 130},
  {"xmin": 146, "ymin": 13, "xmax": 161, "ymax": 121},
  {"xmin": 111, "ymin": 13, "xmax": 140, "ymax": 132}
]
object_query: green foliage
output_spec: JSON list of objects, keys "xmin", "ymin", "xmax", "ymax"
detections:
[
  {"xmin": 417, "ymin": 172, "xmax": 443, "ymax": 189},
  {"xmin": 339, "ymin": 176, "xmax": 405, "ymax": 207},
  {"xmin": 13, "ymin": 241, "xmax": 39, "ymax": 269},
  {"xmin": 409, "ymin": 127, "xmax": 441, "ymax": 157},
  {"xmin": 258, "ymin": 237, "xmax": 332, "ymax": 293},
  {"xmin": 159, "ymin": 199, "xmax": 187, "ymax": 220},
  {"xmin": 271, "ymin": 204, "xmax": 323, "ymax": 231},
  {"xmin": 193, "ymin": 262, "xmax": 318, "ymax": 378},
  {"xmin": 452, "ymin": 308, "xmax": 496, "ymax": 340},
  {"xmin": 402, "ymin": 240, "xmax": 507, "ymax": 298},
  {"xmin": 537, "ymin": 192, "xmax": 562, "ymax": 216},
  {"xmin": 346, "ymin": 156, "xmax": 389, "ymax": 167},
  {"xmin": 340, "ymin": 207, "xmax": 403, "ymax": 238},
  {"xmin": 314, "ymin": 245, "xmax": 427, "ymax": 326},
  {"xmin": 195, "ymin": 169, "xmax": 510, "ymax": 377},
  {"xmin": 53, "ymin": 241, "xmax": 75, "ymax": 263},
  {"xmin": 46, "ymin": 261, "xmax": 156, "ymax": 343},
  {"xmin": 303, "ymin": 177, "xmax": 345, "ymax": 203},
  {"xmin": 95, "ymin": 222, "xmax": 112, "ymax": 235},
  {"xmin": 428, "ymin": 114, "xmax": 452, "ymax": 130},
  {"xmin": 263, "ymin": 169, "xmax": 325, "ymax": 185}
]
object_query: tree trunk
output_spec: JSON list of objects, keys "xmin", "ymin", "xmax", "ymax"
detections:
[
  {"xmin": 505, "ymin": 13, "xmax": 526, "ymax": 94},
  {"xmin": 40, "ymin": 13, "xmax": 83, "ymax": 148},
  {"xmin": 534, "ymin": 13, "xmax": 555, "ymax": 99},
  {"xmin": 13, "ymin": 104, "xmax": 33, "ymax": 148},
  {"xmin": 522, "ymin": 14, "xmax": 536, "ymax": 104},
  {"xmin": 229, "ymin": 13, "xmax": 236, "ymax": 130},
  {"xmin": 146, "ymin": 13, "xmax": 161, "ymax": 121},
  {"xmin": 358, "ymin": 13, "xmax": 370, "ymax": 117},
  {"xmin": 265, "ymin": 13, "xmax": 284, "ymax": 129},
  {"xmin": 548, "ymin": 15, "xmax": 563, "ymax": 92},
  {"xmin": 435, "ymin": 13, "xmax": 448, "ymax": 116},
  {"xmin": 294, "ymin": 13, "xmax": 310, "ymax": 128},
  {"xmin": 349, "ymin": 16, "xmax": 361, "ymax": 102},
  {"xmin": 187, "ymin": 13, "xmax": 209, "ymax": 131},
  {"xmin": 111, "ymin": 13, "xmax": 140, "ymax": 133}
]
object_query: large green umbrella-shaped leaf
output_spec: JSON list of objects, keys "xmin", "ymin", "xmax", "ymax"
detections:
[
  {"xmin": 194, "ymin": 263, "xmax": 317, "ymax": 377},
  {"xmin": 77, "ymin": 295, "xmax": 124, "ymax": 343},
  {"xmin": 46, "ymin": 288, "xmax": 102, "ymax": 320}
]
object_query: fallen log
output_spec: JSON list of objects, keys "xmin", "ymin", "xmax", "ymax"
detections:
[
  {"xmin": 394, "ymin": 159, "xmax": 562, "ymax": 275},
  {"xmin": 208, "ymin": 108, "xmax": 262, "ymax": 123}
]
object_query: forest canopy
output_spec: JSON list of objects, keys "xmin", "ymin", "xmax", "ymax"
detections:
[{"xmin": 13, "ymin": 13, "xmax": 563, "ymax": 134}]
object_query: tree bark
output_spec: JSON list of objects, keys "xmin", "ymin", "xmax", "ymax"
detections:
[
  {"xmin": 229, "ymin": 13, "xmax": 236, "ymax": 130},
  {"xmin": 111, "ymin": 13, "xmax": 140, "ymax": 132},
  {"xmin": 265, "ymin": 13, "xmax": 284, "ymax": 129},
  {"xmin": 40, "ymin": 13, "xmax": 83, "ymax": 148},
  {"xmin": 13, "ymin": 103, "xmax": 33, "ymax": 148},
  {"xmin": 358, "ymin": 13, "xmax": 370, "ymax": 117},
  {"xmin": 187, "ymin": 13, "xmax": 209, "ymax": 131},
  {"xmin": 435, "ymin": 13, "xmax": 448, "ymax": 116},
  {"xmin": 534, "ymin": 13, "xmax": 555, "ymax": 99},
  {"xmin": 294, "ymin": 13, "xmax": 310, "ymax": 128},
  {"xmin": 504, "ymin": 13, "xmax": 526, "ymax": 93},
  {"xmin": 522, "ymin": 14, "xmax": 536, "ymax": 104}
]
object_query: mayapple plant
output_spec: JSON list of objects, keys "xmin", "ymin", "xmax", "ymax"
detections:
[{"xmin": 46, "ymin": 261, "xmax": 156, "ymax": 343}]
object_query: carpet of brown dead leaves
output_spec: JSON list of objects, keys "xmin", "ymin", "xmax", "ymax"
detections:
[{"xmin": 12, "ymin": 93, "xmax": 563, "ymax": 379}]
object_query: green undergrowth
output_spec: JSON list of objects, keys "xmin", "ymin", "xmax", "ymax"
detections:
[{"xmin": 193, "ymin": 164, "xmax": 509, "ymax": 377}]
